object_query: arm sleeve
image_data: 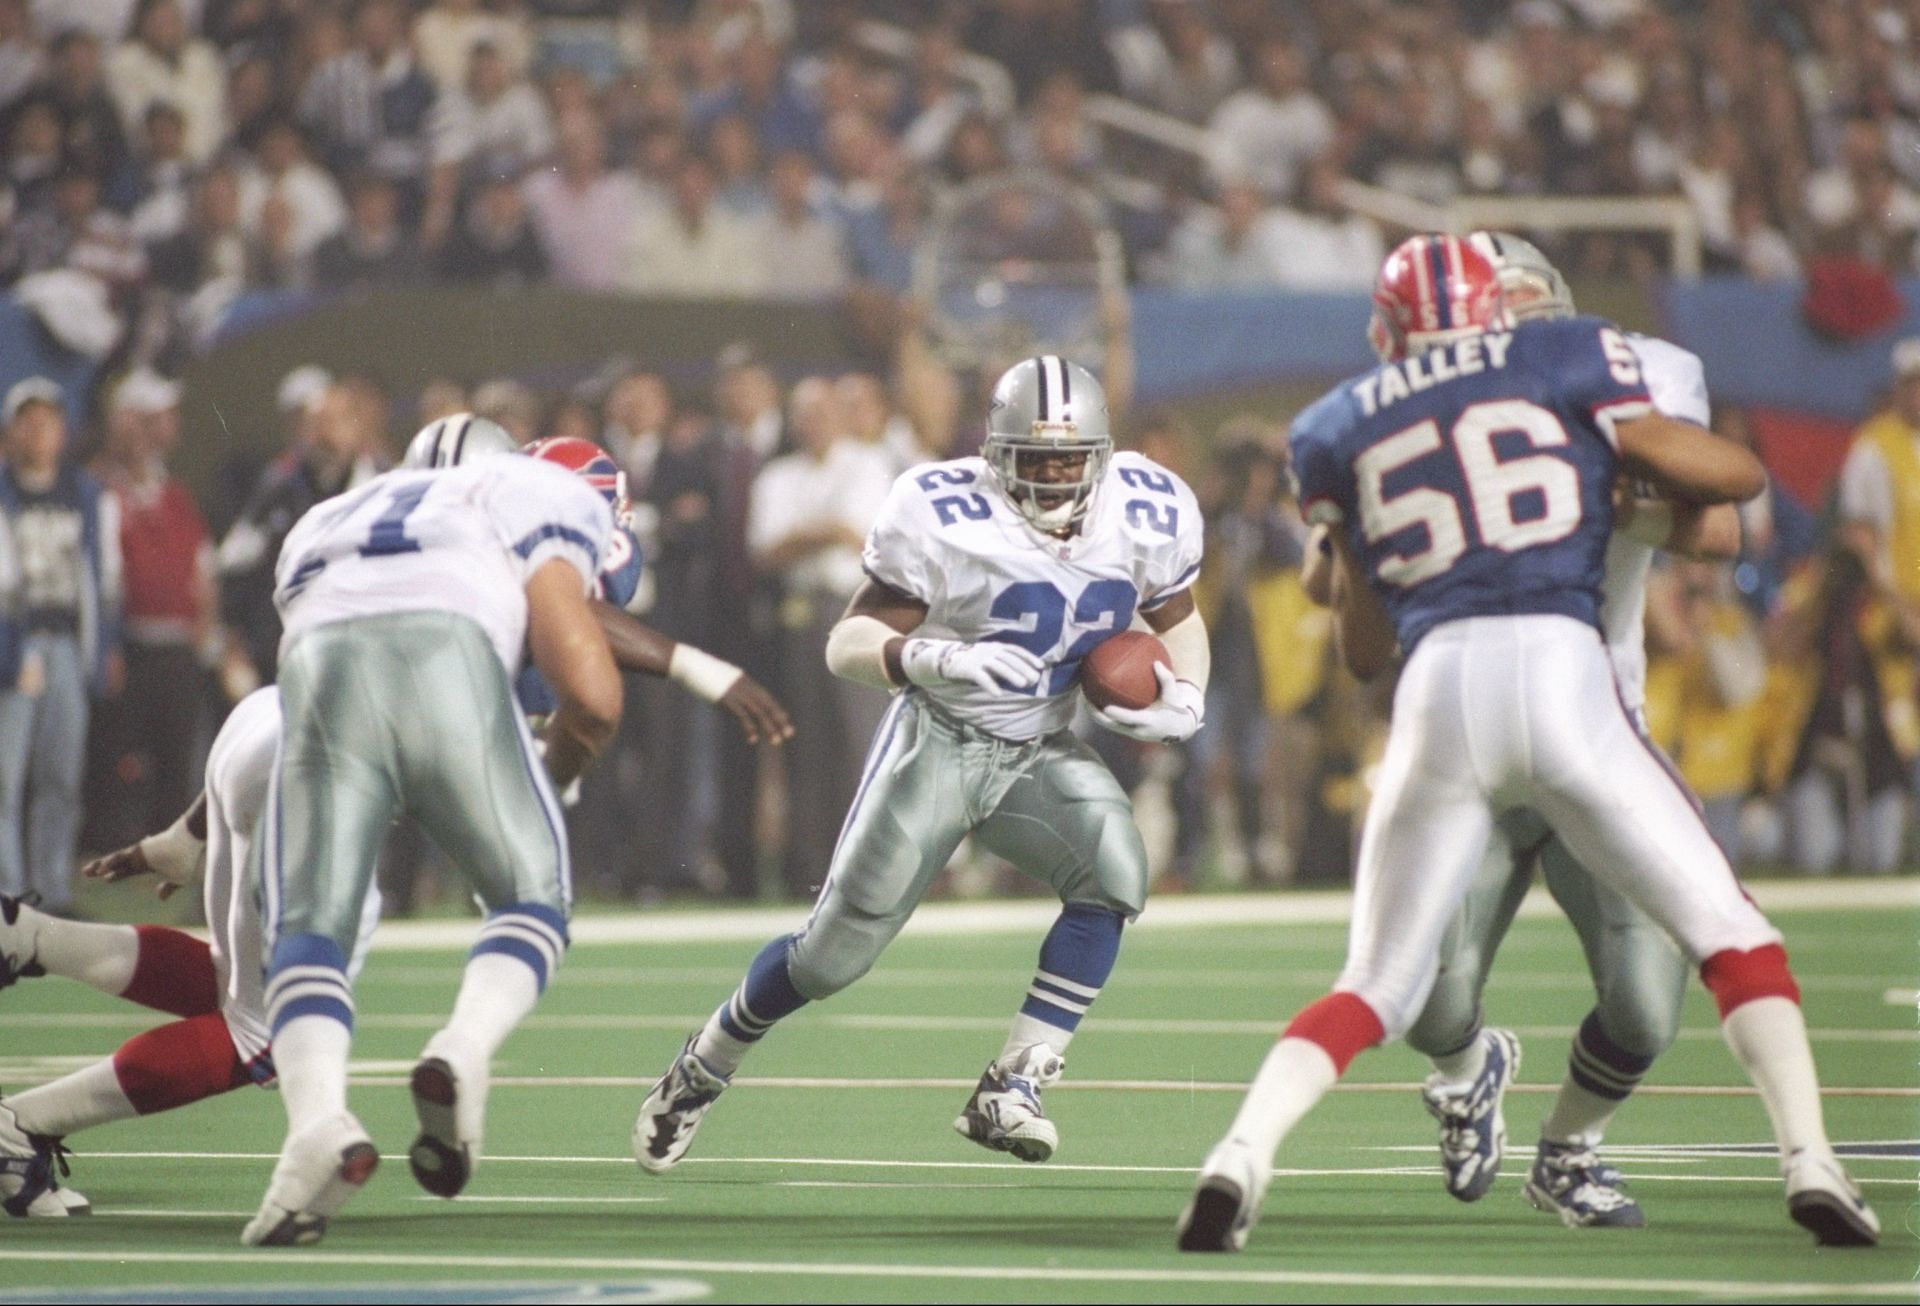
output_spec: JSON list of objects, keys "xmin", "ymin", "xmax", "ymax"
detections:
[
  {"xmin": 1632, "ymin": 336, "xmax": 1711, "ymax": 427},
  {"xmin": 1140, "ymin": 468, "xmax": 1204, "ymax": 611},
  {"xmin": 1288, "ymin": 402, "xmax": 1354, "ymax": 528},
  {"xmin": 1553, "ymin": 318, "xmax": 1655, "ymax": 447},
  {"xmin": 860, "ymin": 474, "xmax": 937, "ymax": 603},
  {"xmin": 488, "ymin": 462, "xmax": 610, "ymax": 593}
]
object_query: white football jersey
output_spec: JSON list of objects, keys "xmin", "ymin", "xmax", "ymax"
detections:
[
  {"xmin": 863, "ymin": 451, "xmax": 1204, "ymax": 741},
  {"xmin": 1603, "ymin": 333, "xmax": 1711, "ymax": 710},
  {"xmin": 274, "ymin": 458, "xmax": 611, "ymax": 676}
]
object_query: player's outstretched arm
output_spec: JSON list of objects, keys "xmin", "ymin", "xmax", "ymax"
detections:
[
  {"xmin": 826, "ymin": 577, "xmax": 1045, "ymax": 695},
  {"xmin": 527, "ymin": 559, "xmax": 623, "ymax": 788},
  {"xmin": 589, "ymin": 598, "xmax": 794, "ymax": 746},
  {"xmin": 1615, "ymin": 414, "xmax": 1766, "ymax": 505},
  {"xmin": 81, "ymin": 791, "xmax": 209, "ymax": 901}
]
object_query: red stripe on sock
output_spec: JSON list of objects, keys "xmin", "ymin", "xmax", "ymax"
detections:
[
  {"xmin": 1283, "ymin": 991, "xmax": 1386, "ymax": 1074},
  {"xmin": 120, "ymin": 926, "xmax": 219, "ymax": 1017},
  {"xmin": 1701, "ymin": 944, "xmax": 1800, "ymax": 1019},
  {"xmin": 111, "ymin": 1012, "xmax": 250, "ymax": 1114}
]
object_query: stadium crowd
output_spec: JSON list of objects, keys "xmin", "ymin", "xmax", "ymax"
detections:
[{"xmin": 0, "ymin": 0, "xmax": 1915, "ymax": 915}]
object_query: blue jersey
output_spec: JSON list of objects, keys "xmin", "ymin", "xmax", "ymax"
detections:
[{"xmin": 1289, "ymin": 315, "xmax": 1653, "ymax": 652}]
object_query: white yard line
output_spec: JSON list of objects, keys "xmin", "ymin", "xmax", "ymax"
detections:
[
  {"xmin": 0, "ymin": 1247, "xmax": 1907, "ymax": 1299},
  {"xmin": 355, "ymin": 878, "xmax": 1920, "ymax": 952}
]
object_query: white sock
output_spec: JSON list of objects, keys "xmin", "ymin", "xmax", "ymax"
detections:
[
  {"xmin": 1539, "ymin": 1077, "xmax": 1624, "ymax": 1150},
  {"xmin": 272, "ymin": 1015, "xmax": 352, "ymax": 1135},
  {"xmin": 691, "ymin": 1011, "xmax": 753, "ymax": 1077},
  {"xmin": 1428, "ymin": 1033, "xmax": 1487, "ymax": 1088},
  {"xmin": 9, "ymin": 1059, "xmax": 137, "ymax": 1137},
  {"xmin": 1000, "ymin": 1012, "xmax": 1071, "ymax": 1064},
  {"xmin": 25, "ymin": 912, "xmax": 140, "ymax": 997},
  {"xmin": 436, "ymin": 953, "xmax": 541, "ymax": 1063},
  {"xmin": 1720, "ymin": 996, "xmax": 1832, "ymax": 1160},
  {"xmin": 1224, "ymin": 1037, "xmax": 1339, "ymax": 1164}
]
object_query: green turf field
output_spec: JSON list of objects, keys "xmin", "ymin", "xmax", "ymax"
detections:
[{"xmin": 2, "ymin": 887, "xmax": 1915, "ymax": 1303}]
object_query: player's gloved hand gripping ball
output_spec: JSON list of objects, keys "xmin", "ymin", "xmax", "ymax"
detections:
[{"xmin": 1082, "ymin": 632, "xmax": 1204, "ymax": 743}]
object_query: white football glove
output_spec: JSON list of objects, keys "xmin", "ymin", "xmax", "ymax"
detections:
[
  {"xmin": 899, "ymin": 638, "xmax": 1046, "ymax": 696},
  {"xmin": 1092, "ymin": 663, "xmax": 1205, "ymax": 743}
]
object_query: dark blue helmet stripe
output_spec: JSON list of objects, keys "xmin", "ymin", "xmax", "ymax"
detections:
[{"xmin": 1426, "ymin": 238, "xmax": 1452, "ymax": 330}]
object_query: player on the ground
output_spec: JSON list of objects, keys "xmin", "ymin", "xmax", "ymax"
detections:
[
  {"xmin": 632, "ymin": 356, "xmax": 1209, "ymax": 1171},
  {"xmin": 1301, "ymin": 233, "xmax": 1745, "ymax": 1228},
  {"xmin": 0, "ymin": 418, "xmax": 791, "ymax": 1220},
  {"xmin": 1178, "ymin": 234, "xmax": 1878, "ymax": 1253}
]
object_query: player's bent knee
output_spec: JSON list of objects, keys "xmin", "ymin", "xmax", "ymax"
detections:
[
  {"xmin": 1594, "ymin": 982, "xmax": 1683, "ymax": 1059},
  {"xmin": 785, "ymin": 928, "xmax": 885, "ymax": 1001},
  {"xmin": 1403, "ymin": 982, "xmax": 1480, "ymax": 1058},
  {"xmin": 1700, "ymin": 943, "xmax": 1800, "ymax": 1019},
  {"xmin": 1059, "ymin": 817, "xmax": 1148, "ymax": 918}
]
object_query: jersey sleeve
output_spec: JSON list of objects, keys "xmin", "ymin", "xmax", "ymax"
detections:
[
  {"xmin": 1630, "ymin": 335, "xmax": 1711, "ymax": 427},
  {"xmin": 1287, "ymin": 390, "xmax": 1356, "ymax": 527},
  {"xmin": 484, "ymin": 459, "xmax": 611, "ymax": 593},
  {"xmin": 1137, "ymin": 463, "xmax": 1204, "ymax": 612},
  {"xmin": 1542, "ymin": 317, "xmax": 1655, "ymax": 448},
  {"xmin": 860, "ymin": 470, "xmax": 941, "ymax": 603}
]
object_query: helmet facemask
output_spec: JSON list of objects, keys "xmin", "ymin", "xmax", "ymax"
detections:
[{"xmin": 985, "ymin": 424, "xmax": 1111, "ymax": 533}]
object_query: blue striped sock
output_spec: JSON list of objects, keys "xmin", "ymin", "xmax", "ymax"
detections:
[
  {"xmin": 266, "ymin": 933, "xmax": 354, "ymax": 1036},
  {"xmin": 1018, "ymin": 905, "xmax": 1125, "ymax": 1037},
  {"xmin": 716, "ymin": 934, "xmax": 809, "ymax": 1045},
  {"xmin": 1567, "ymin": 1009, "xmax": 1657, "ymax": 1103}
]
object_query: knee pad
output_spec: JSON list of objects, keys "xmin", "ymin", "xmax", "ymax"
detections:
[{"xmin": 1060, "ymin": 814, "xmax": 1148, "ymax": 919}]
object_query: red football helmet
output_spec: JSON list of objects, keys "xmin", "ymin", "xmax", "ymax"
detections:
[
  {"xmin": 1367, "ymin": 233, "xmax": 1508, "ymax": 363},
  {"xmin": 523, "ymin": 435, "xmax": 632, "ymax": 527}
]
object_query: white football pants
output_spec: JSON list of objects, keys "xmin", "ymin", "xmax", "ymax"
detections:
[{"xmin": 1338, "ymin": 615, "xmax": 1779, "ymax": 1039}]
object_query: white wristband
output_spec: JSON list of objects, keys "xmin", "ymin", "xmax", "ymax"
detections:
[{"xmin": 667, "ymin": 643, "xmax": 744, "ymax": 703}]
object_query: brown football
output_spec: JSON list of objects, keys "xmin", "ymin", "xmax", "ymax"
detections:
[{"xmin": 1081, "ymin": 630, "xmax": 1170, "ymax": 712}]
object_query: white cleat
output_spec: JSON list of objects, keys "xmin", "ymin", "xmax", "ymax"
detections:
[
  {"xmin": 1784, "ymin": 1148, "xmax": 1880, "ymax": 1247},
  {"xmin": 1177, "ymin": 1137, "xmax": 1270, "ymax": 1253},
  {"xmin": 632, "ymin": 1036, "xmax": 730, "ymax": 1174},
  {"xmin": 952, "ymin": 1044, "xmax": 1064, "ymax": 1163},
  {"xmin": 409, "ymin": 1036, "xmax": 489, "ymax": 1199},
  {"xmin": 0, "ymin": 1095, "xmax": 84, "ymax": 1217},
  {"xmin": 241, "ymin": 1112, "xmax": 379, "ymax": 1247}
]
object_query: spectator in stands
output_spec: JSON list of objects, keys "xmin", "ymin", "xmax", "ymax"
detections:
[
  {"xmin": 1, "ymin": 152, "xmax": 148, "ymax": 301},
  {"xmin": 524, "ymin": 105, "xmax": 647, "ymax": 291},
  {"xmin": 1259, "ymin": 157, "xmax": 1387, "ymax": 291},
  {"xmin": 299, "ymin": 0, "xmax": 438, "ymax": 197},
  {"xmin": 106, "ymin": 0, "xmax": 226, "ymax": 163},
  {"xmin": 44, "ymin": 28, "xmax": 128, "ymax": 177},
  {"xmin": 820, "ymin": 108, "xmax": 892, "ymax": 221},
  {"xmin": 215, "ymin": 376, "xmax": 377, "ymax": 690},
  {"xmin": 1206, "ymin": 36, "xmax": 1334, "ymax": 199},
  {"xmin": 0, "ymin": 377, "xmax": 122, "ymax": 917},
  {"xmin": 746, "ymin": 376, "xmax": 892, "ymax": 897},
  {"xmin": 223, "ymin": 51, "xmax": 278, "ymax": 155},
  {"xmin": 895, "ymin": 24, "xmax": 981, "ymax": 166},
  {"xmin": 941, "ymin": 110, "xmax": 1008, "ymax": 185},
  {"xmin": 147, "ymin": 162, "xmax": 252, "ymax": 301},
  {"xmin": 414, "ymin": 0, "xmax": 533, "ymax": 94},
  {"xmin": 706, "ymin": 112, "xmax": 768, "ymax": 215},
  {"xmin": 1109, "ymin": 0, "xmax": 1241, "ymax": 126},
  {"xmin": 236, "ymin": 118, "xmax": 347, "ymax": 284},
  {"xmin": 436, "ymin": 159, "xmax": 546, "ymax": 283},
  {"xmin": 122, "ymin": 101, "xmax": 196, "ymax": 244},
  {"xmin": 697, "ymin": 32, "xmax": 817, "ymax": 159},
  {"xmin": 756, "ymin": 149, "xmax": 847, "ymax": 300},
  {"xmin": 1161, "ymin": 179, "xmax": 1286, "ymax": 290},
  {"xmin": 836, "ymin": 370, "xmax": 924, "ymax": 473},
  {"xmin": 314, "ymin": 168, "xmax": 419, "ymax": 287},
  {"xmin": 621, "ymin": 153, "xmax": 762, "ymax": 297},
  {"xmin": 472, "ymin": 375, "xmax": 540, "ymax": 443},
  {"xmin": 967, "ymin": 0, "xmax": 1118, "ymax": 104},
  {"xmin": 3, "ymin": 93, "xmax": 62, "ymax": 218},
  {"xmin": 84, "ymin": 368, "xmax": 211, "ymax": 851},
  {"xmin": 430, "ymin": 37, "xmax": 554, "ymax": 185},
  {"xmin": 0, "ymin": 0, "xmax": 42, "ymax": 113},
  {"xmin": 601, "ymin": 367, "xmax": 670, "ymax": 487}
]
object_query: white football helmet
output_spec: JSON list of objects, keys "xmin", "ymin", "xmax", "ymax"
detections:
[
  {"xmin": 402, "ymin": 412, "xmax": 518, "ymax": 469},
  {"xmin": 983, "ymin": 355, "xmax": 1112, "ymax": 533},
  {"xmin": 1468, "ymin": 231, "xmax": 1576, "ymax": 322}
]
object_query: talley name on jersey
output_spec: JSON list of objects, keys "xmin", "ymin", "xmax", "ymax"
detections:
[
  {"xmin": 1289, "ymin": 314, "xmax": 1654, "ymax": 653},
  {"xmin": 863, "ymin": 451, "xmax": 1203, "ymax": 741}
]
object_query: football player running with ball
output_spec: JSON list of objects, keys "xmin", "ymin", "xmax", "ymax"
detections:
[
  {"xmin": 634, "ymin": 356, "xmax": 1208, "ymax": 1170},
  {"xmin": 1179, "ymin": 235, "xmax": 1878, "ymax": 1253}
]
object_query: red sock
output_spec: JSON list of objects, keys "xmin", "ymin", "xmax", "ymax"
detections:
[
  {"xmin": 1700, "ymin": 943, "xmax": 1800, "ymax": 1019},
  {"xmin": 1284, "ymin": 991, "xmax": 1386, "ymax": 1074},
  {"xmin": 111, "ymin": 1012, "xmax": 251, "ymax": 1114},
  {"xmin": 120, "ymin": 926, "xmax": 220, "ymax": 1018}
]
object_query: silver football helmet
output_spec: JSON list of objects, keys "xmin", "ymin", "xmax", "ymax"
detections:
[
  {"xmin": 984, "ymin": 355, "xmax": 1112, "ymax": 533},
  {"xmin": 1468, "ymin": 231, "xmax": 1575, "ymax": 322},
  {"xmin": 402, "ymin": 412, "xmax": 518, "ymax": 469}
]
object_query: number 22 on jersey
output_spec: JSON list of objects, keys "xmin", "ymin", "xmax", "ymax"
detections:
[{"xmin": 1358, "ymin": 399, "xmax": 1583, "ymax": 587}]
